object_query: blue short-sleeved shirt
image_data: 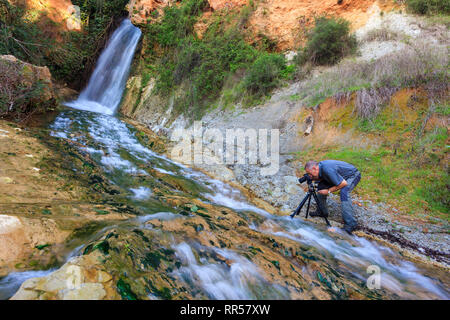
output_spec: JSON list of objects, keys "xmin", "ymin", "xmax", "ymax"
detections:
[{"xmin": 319, "ymin": 160, "xmax": 358, "ymax": 186}]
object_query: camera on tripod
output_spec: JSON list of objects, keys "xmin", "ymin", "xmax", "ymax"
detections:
[
  {"xmin": 290, "ymin": 174, "xmax": 331, "ymax": 226},
  {"xmin": 298, "ymin": 173, "xmax": 312, "ymax": 184}
]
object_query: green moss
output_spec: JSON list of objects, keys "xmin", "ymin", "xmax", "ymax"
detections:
[
  {"xmin": 249, "ymin": 246, "xmax": 262, "ymax": 255},
  {"xmin": 68, "ymin": 221, "xmax": 108, "ymax": 242},
  {"xmin": 144, "ymin": 251, "xmax": 163, "ymax": 269},
  {"xmin": 35, "ymin": 244, "xmax": 51, "ymax": 250},
  {"xmin": 41, "ymin": 209, "xmax": 52, "ymax": 215},
  {"xmin": 83, "ymin": 240, "xmax": 111, "ymax": 255},
  {"xmin": 133, "ymin": 229, "xmax": 150, "ymax": 242},
  {"xmin": 156, "ymin": 287, "xmax": 172, "ymax": 300},
  {"xmin": 147, "ymin": 280, "xmax": 173, "ymax": 300},
  {"xmin": 270, "ymin": 260, "xmax": 280, "ymax": 270},
  {"xmin": 117, "ymin": 278, "xmax": 138, "ymax": 300},
  {"xmin": 94, "ymin": 209, "xmax": 110, "ymax": 215}
]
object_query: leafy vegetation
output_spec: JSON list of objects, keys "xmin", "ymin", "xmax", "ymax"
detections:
[
  {"xmin": 406, "ymin": 0, "xmax": 450, "ymax": 15},
  {"xmin": 0, "ymin": 0, "xmax": 129, "ymax": 87},
  {"xmin": 0, "ymin": 1, "xmax": 53, "ymax": 67},
  {"xmin": 0, "ymin": 58, "xmax": 54, "ymax": 120},
  {"xmin": 243, "ymin": 53, "xmax": 290, "ymax": 98},
  {"xmin": 297, "ymin": 16, "xmax": 357, "ymax": 66},
  {"xmin": 140, "ymin": 0, "xmax": 291, "ymax": 119}
]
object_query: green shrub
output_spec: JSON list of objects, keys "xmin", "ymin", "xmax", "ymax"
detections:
[
  {"xmin": 243, "ymin": 53, "xmax": 287, "ymax": 97},
  {"xmin": 0, "ymin": 1, "xmax": 51, "ymax": 66},
  {"xmin": 298, "ymin": 16, "xmax": 357, "ymax": 66},
  {"xmin": 144, "ymin": 0, "xmax": 207, "ymax": 48},
  {"xmin": 0, "ymin": 59, "xmax": 53, "ymax": 120},
  {"xmin": 406, "ymin": 0, "xmax": 450, "ymax": 15},
  {"xmin": 144, "ymin": 0, "xmax": 288, "ymax": 118},
  {"xmin": 0, "ymin": 0, "xmax": 129, "ymax": 87}
]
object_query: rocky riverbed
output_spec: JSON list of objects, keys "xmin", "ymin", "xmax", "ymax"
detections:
[{"xmin": 2, "ymin": 109, "xmax": 448, "ymax": 300}]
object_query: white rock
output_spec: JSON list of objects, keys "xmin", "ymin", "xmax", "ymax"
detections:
[
  {"xmin": 61, "ymin": 283, "xmax": 106, "ymax": 300},
  {"xmin": 0, "ymin": 215, "xmax": 21, "ymax": 234}
]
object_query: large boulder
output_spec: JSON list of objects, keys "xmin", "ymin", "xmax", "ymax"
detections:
[{"xmin": 0, "ymin": 55, "xmax": 55, "ymax": 117}]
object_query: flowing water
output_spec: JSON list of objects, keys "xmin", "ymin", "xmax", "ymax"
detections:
[
  {"xmin": 64, "ymin": 19, "xmax": 142, "ymax": 115},
  {"xmin": 1, "ymin": 19, "xmax": 449, "ymax": 300}
]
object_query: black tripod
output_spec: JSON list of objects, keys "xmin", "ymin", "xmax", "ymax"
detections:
[{"xmin": 290, "ymin": 178, "xmax": 331, "ymax": 226}]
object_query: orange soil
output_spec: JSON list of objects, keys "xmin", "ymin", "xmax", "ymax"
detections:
[
  {"xmin": 201, "ymin": 0, "xmax": 399, "ymax": 50},
  {"xmin": 24, "ymin": 0, "xmax": 79, "ymax": 31},
  {"xmin": 127, "ymin": 0, "xmax": 400, "ymax": 50}
]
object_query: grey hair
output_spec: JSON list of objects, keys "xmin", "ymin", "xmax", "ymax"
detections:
[{"xmin": 304, "ymin": 160, "xmax": 319, "ymax": 170}]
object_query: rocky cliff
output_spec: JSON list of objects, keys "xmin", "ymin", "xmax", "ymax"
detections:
[{"xmin": 127, "ymin": 0, "xmax": 399, "ymax": 50}]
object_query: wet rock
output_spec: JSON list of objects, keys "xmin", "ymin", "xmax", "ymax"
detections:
[
  {"xmin": 11, "ymin": 252, "xmax": 116, "ymax": 300},
  {"xmin": 60, "ymin": 283, "xmax": 106, "ymax": 300},
  {"xmin": 284, "ymin": 176, "xmax": 302, "ymax": 195}
]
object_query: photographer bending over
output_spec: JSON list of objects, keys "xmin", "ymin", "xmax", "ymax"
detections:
[{"xmin": 304, "ymin": 160, "xmax": 361, "ymax": 234}]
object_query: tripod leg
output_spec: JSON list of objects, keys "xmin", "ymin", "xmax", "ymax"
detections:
[
  {"xmin": 312, "ymin": 191, "xmax": 331, "ymax": 227},
  {"xmin": 305, "ymin": 194, "xmax": 312, "ymax": 219},
  {"xmin": 290, "ymin": 193, "xmax": 310, "ymax": 218}
]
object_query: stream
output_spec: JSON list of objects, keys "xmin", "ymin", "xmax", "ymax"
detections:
[{"xmin": 1, "ymin": 19, "xmax": 448, "ymax": 300}]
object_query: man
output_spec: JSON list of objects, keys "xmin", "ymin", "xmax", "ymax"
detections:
[{"xmin": 304, "ymin": 160, "xmax": 361, "ymax": 234}]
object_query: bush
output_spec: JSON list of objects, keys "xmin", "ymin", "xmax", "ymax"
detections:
[
  {"xmin": 0, "ymin": 60, "xmax": 51, "ymax": 120},
  {"xmin": 243, "ymin": 53, "xmax": 287, "ymax": 97},
  {"xmin": 298, "ymin": 16, "xmax": 357, "ymax": 66},
  {"xmin": 145, "ymin": 0, "xmax": 207, "ymax": 48},
  {"xmin": 144, "ymin": 0, "xmax": 288, "ymax": 118},
  {"xmin": 406, "ymin": 0, "xmax": 450, "ymax": 15},
  {"xmin": 0, "ymin": 1, "xmax": 51, "ymax": 66}
]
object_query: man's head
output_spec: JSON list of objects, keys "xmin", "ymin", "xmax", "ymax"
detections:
[{"xmin": 305, "ymin": 160, "xmax": 320, "ymax": 180}]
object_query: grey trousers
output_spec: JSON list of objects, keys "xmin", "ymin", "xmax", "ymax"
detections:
[{"xmin": 317, "ymin": 172, "xmax": 361, "ymax": 232}]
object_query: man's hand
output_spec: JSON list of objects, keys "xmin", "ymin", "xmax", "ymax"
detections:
[{"xmin": 318, "ymin": 189, "xmax": 329, "ymax": 195}]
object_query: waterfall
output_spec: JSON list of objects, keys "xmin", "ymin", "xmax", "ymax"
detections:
[{"xmin": 65, "ymin": 19, "xmax": 141, "ymax": 115}]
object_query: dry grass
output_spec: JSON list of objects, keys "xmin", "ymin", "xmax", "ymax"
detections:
[
  {"xmin": 355, "ymin": 87, "xmax": 399, "ymax": 119},
  {"xmin": 0, "ymin": 59, "xmax": 49, "ymax": 120},
  {"xmin": 363, "ymin": 27, "xmax": 405, "ymax": 42},
  {"xmin": 295, "ymin": 40, "xmax": 448, "ymax": 119}
]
